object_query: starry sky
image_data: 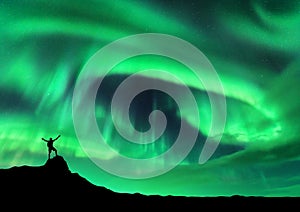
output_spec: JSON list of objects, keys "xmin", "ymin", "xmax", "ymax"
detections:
[{"xmin": 1, "ymin": 0, "xmax": 300, "ymax": 196}]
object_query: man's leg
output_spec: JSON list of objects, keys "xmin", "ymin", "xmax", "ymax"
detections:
[{"xmin": 53, "ymin": 147, "xmax": 57, "ymax": 156}]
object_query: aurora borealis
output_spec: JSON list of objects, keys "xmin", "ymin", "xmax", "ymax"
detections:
[{"xmin": 1, "ymin": 0, "xmax": 300, "ymax": 196}]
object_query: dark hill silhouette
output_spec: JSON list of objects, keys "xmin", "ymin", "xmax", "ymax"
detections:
[
  {"xmin": 0, "ymin": 156, "xmax": 118, "ymax": 200},
  {"xmin": 0, "ymin": 156, "xmax": 296, "ymax": 209}
]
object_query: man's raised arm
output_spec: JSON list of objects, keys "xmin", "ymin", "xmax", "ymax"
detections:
[
  {"xmin": 54, "ymin": 135, "xmax": 61, "ymax": 141},
  {"xmin": 41, "ymin": 138, "xmax": 47, "ymax": 142}
]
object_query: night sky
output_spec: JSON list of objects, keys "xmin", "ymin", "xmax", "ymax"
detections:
[{"xmin": 1, "ymin": 0, "xmax": 300, "ymax": 196}]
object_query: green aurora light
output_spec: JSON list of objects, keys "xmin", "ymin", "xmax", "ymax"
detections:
[{"xmin": 1, "ymin": 0, "xmax": 300, "ymax": 196}]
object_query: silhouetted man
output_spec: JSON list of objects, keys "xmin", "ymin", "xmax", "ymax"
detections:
[{"xmin": 42, "ymin": 135, "xmax": 61, "ymax": 159}]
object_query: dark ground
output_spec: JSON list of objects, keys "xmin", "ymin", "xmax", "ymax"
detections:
[{"xmin": 0, "ymin": 156, "xmax": 296, "ymax": 209}]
